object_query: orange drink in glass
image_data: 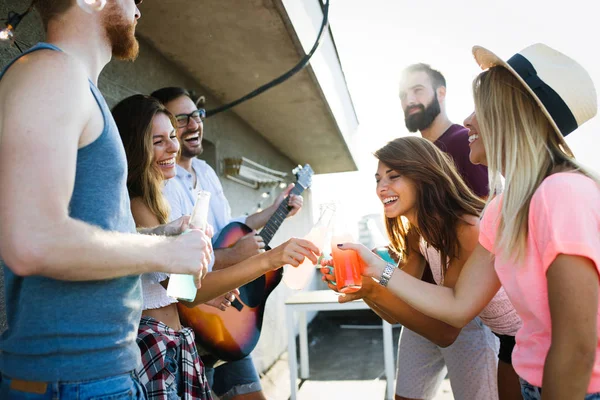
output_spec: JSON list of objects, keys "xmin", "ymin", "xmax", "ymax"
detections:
[{"xmin": 331, "ymin": 234, "xmax": 362, "ymax": 293}]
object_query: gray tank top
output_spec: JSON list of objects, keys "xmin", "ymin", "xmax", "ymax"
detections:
[{"xmin": 0, "ymin": 43, "xmax": 142, "ymax": 381}]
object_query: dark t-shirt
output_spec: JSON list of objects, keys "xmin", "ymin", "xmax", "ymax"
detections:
[{"xmin": 434, "ymin": 124, "xmax": 489, "ymax": 197}]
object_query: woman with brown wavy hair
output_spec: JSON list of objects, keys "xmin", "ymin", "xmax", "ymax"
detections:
[{"xmin": 322, "ymin": 136, "xmax": 522, "ymax": 399}]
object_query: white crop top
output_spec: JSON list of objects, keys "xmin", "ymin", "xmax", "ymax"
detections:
[{"xmin": 141, "ymin": 272, "xmax": 178, "ymax": 310}]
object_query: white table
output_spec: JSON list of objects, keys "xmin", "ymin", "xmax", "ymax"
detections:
[{"xmin": 285, "ymin": 290, "xmax": 395, "ymax": 400}]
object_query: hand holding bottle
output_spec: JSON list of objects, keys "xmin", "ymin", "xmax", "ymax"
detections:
[
  {"xmin": 168, "ymin": 229, "xmax": 212, "ymax": 291},
  {"xmin": 266, "ymin": 238, "xmax": 320, "ymax": 271},
  {"xmin": 167, "ymin": 191, "xmax": 212, "ymax": 301}
]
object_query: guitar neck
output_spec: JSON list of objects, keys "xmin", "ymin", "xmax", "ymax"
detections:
[{"xmin": 258, "ymin": 184, "xmax": 305, "ymax": 246}]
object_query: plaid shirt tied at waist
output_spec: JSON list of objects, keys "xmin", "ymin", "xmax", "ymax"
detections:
[{"xmin": 137, "ymin": 316, "xmax": 212, "ymax": 400}]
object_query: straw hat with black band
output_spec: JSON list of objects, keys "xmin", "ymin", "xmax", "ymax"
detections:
[{"xmin": 472, "ymin": 43, "xmax": 597, "ymax": 149}]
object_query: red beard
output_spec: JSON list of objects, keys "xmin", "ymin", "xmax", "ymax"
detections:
[{"xmin": 103, "ymin": 4, "xmax": 139, "ymax": 61}]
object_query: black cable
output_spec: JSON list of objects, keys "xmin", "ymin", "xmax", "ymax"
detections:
[
  {"xmin": 206, "ymin": 0, "xmax": 330, "ymax": 118},
  {"xmin": 14, "ymin": 40, "xmax": 23, "ymax": 53},
  {"xmin": 2, "ymin": 0, "xmax": 35, "ymax": 53},
  {"xmin": 25, "ymin": 1, "xmax": 35, "ymax": 15},
  {"xmin": 9, "ymin": 0, "xmax": 35, "ymax": 27}
]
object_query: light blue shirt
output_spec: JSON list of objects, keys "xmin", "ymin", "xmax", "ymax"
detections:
[{"xmin": 162, "ymin": 158, "xmax": 247, "ymax": 270}]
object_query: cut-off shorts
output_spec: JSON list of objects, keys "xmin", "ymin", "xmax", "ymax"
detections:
[{"xmin": 204, "ymin": 354, "xmax": 262, "ymax": 400}]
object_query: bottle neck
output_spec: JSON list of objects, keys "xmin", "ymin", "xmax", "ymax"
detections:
[{"xmin": 316, "ymin": 205, "xmax": 336, "ymax": 229}]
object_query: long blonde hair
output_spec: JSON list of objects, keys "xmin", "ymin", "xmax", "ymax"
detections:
[
  {"xmin": 473, "ymin": 66, "xmax": 599, "ymax": 261},
  {"xmin": 113, "ymin": 95, "xmax": 177, "ymax": 225}
]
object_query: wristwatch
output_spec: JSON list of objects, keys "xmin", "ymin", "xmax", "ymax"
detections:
[{"xmin": 378, "ymin": 262, "xmax": 396, "ymax": 287}]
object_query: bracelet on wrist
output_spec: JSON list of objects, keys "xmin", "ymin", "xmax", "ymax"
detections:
[{"xmin": 378, "ymin": 262, "xmax": 396, "ymax": 287}]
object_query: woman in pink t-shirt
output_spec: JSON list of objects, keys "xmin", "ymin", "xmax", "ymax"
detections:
[{"xmin": 336, "ymin": 44, "xmax": 600, "ymax": 399}]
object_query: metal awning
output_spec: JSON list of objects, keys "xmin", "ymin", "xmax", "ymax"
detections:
[{"xmin": 137, "ymin": 0, "xmax": 358, "ymax": 174}]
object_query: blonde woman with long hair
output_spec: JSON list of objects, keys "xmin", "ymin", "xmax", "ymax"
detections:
[{"xmin": 336, "ymin": 44, "xmax": 600, "ymax": 399}]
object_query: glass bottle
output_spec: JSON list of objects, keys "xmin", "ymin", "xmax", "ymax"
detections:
[
  {"xmin": 167, "ymin": 191, "xmax": 211, "ymax": 301},
  {"xmin": 283, "ymin": 203, "xmax": 336, "ymax": 290}
]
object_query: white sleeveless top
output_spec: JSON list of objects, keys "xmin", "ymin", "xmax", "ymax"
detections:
[
  {"xmin": 141, "ymin": 272, "xmax": 178, "ymax": 310},
  {"xmin": 420, "ymin": 240, "xmax": 522, "ymax": 336}
]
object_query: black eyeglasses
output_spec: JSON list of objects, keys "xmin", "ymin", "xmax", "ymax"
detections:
[{"xmin": 175, "ymin": 109, "xmax": 206, "ymax": 128}]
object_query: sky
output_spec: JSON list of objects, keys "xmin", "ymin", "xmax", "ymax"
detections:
[{"xmin": 310, "ymin": 0, "xmax": 600, "ymax": 238}]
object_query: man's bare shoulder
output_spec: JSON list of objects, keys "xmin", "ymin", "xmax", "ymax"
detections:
[
  {"xmin": 0, "ymin": 49, "xmax": 94, "ymax": 138},
  {"xmin": 0, "ymin": 49, "xmax": 90, "ymax": 102}
]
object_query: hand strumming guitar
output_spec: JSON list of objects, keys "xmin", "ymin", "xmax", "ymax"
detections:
[
  {"xmin": 234, "ymin": 232, "xmax": 265, "ymax": 255},
  {"xmin": 214, "ymin": 232, "xmax": 265, "ymax": 270},
  {"xmin": 205, "ymin": 288, "xmax": 240, "ymax": 311}
]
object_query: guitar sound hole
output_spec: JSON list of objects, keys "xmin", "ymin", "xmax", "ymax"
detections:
[
  {"xmin": 231, "ymin": 298, "xmax": 243, "ymax": 311},
  {"xmin": 238, "ymin": 275, "xmax": 266, "ymax": 308}
]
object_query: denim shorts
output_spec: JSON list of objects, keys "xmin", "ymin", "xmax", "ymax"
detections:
[
  {"xmin": 520, "ymin": 378, "xmax": 600, "ymax": 399},
  {"xmin": 0, "ymin": 371, "xmax": 146, "ymax": 400},
  {"xmin": 164, "ymin": 345, "xmax": 183, "ymax": 400},
  {"xmin": 204, "ymin": 355, "xmax": 262, "ymax": 400}
]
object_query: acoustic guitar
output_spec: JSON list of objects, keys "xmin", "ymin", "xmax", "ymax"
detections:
[{"xmin": 178, "ymin": 164, "xmax": 314, "ymax": 362}]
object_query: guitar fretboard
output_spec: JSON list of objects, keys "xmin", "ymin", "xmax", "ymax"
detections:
[{"xmin": 259, "ymin": 184, "xmax": 305, "ymax": 245}]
